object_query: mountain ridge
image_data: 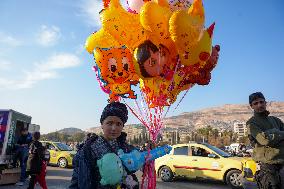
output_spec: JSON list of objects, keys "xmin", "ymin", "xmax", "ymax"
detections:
[
  {"xmin": 52, "ymin": 102, "xmax": 284, "ymax": 134},
  {"xmin": 57, "ymin": 127, "xmax": 85, "ymax": 135},
  {"xmin": 163, "ymin": 101, "xmax": 284, "ymax": 131}
]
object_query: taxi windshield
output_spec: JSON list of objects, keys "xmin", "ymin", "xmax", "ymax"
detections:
[
  {"xmin": 54, "ymin": 142, "xmax": 73, "ymax": 151},
  {"xmin": 203, "ymin": 143, "xmax": 231, "ymax": 157}
]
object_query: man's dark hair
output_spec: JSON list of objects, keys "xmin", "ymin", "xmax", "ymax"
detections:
[
  {"xmin": 249, "ymin": 92, "xmax": 265, "ymax": 105},
  {"xmin": 135, "ymin": 40, "xmax": 159, "ymax": 78},
  {"xmin": 33, "ymin": 131, "xmax": 40, "ymax": 141},
  {"xmin": 21, "ymin": 127, "xmax": 28, "ymax": 134}
]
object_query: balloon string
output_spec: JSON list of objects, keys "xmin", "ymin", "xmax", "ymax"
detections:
[
  {"xmin": 157, "ymin": 107, "xmax": 163, "ymax": 132},
  {"xmin": 163, "ymin": 105, "xmax": 171, "ymax": 119},
  {"xmin": 92, "ymin": 66, "xmax": 110, "ymax": 94},
  {"xmin": 123, "ymin": 100, "xmax": 150, "ymax": 129},
  {"xmin": 157, "ymin": 107, "xmax": 164, "ymax": 140},
  {"xmin": 141, "ymin": 100, "xmax": 151, "ymax": 128},
  {"xmin": 169, "ymin": 57, "xmax": 180, "ymax": 91},
  {"xmin": 141, "ymin": 150, "xmax": 156, "ymax": 189},
  {"xmin": 140, "ymin": 88, "xmax": 152, "ymax": 125},
  {"xmin": 174, "ymin": 84, "xmax": 194, "ymax": 111},
  {"xmin": 135, "ymin": 99, "xmax": 147, "ymax": 124},
  {"xmin": 163, "ymin": 57, "xmax": 181, "ymax": 118}
]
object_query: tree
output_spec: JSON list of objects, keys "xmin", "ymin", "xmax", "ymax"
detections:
[
  {"xmin": 177, "ymin": 131, "xmax": 180, "ymax": 144},
  {"xmin": 129, "ymin": 137, "xmax": 133, "ymax": 145},
  {"xmin": 182, "ymin": 135, "xmax": 190, "ymax": 143},
  {"xmin": 171, "ymin": 132, "xmax": 175, "ymax": 145},
  {"xmin": 142, "ymin": 131, "xmax": 146, "ymax": 141},
  {"xmin": 59, "ymin": 133, "xmax": 69, "ymax": 143},
  {"xmin": 133, "ymin": 136, "xmax": 138, "ymax": 145},
  {"xmin": 72, "ymin": 132, "xmax": 85, "ymax": 142},
  {"xmin": 138, "ymin": 133, "xmax": 142, "ymax": 145},
  {"xmin": 238, "ymin": 136, "xmax": 250, "ymax": 145}
]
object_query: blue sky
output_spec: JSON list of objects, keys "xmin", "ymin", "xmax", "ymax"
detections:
[{"xmin": 0, "ymin": 0, "xmax": 283, "ymax": 134}]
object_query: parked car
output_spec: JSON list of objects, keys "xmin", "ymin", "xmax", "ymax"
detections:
[
  {"xmin": 155, "ymin": 142, "xmax": 247, "ymax": 189},
  {"xmin": 41, "ymin": 141, "xmax": 76, "ymax": 168}
]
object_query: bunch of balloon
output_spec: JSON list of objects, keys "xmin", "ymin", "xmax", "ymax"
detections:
[{"xmin": 85, "ymin": 0, "xmax": 220, "ymax": 188}]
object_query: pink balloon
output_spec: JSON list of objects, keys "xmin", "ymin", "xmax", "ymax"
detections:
[
  {"xmin": 169, "ymin": 0, "xmax": 193, "ymax": 11},
  {"xmin": 127, "ymin": 0, "xmax": 147, "ymax": 14}
]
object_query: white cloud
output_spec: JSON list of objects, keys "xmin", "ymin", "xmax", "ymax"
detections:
[
  {"xmin": 0, "ymin": 78, "xmax": 16, "ymax": 89},
  {"xmin": 0, "ymin": 32, "xmax": 22, "ymax": 47},
  {"xmin": 0, "ymin": 60, "xmax": 12, "ymax": 71},
  {"xmin": 36, "ymin": 53, "xmax": 81, "ymax": 70},
  {"xmin": 36, "ymin": 25, "xmax": 61, "ymax": 47},
  {"xmin": 79, "ymin": 0, "xmax": 128, "ymax": 27},
  {"xmin": 0, "ymin": 53, "xmax": 81, "ymax": 89},
  {"xmin": 80, "ymin": 0, "xmax": 103, "ymax": 27},
  {"xmin": 79, "ymin": 0, "xmax": 129, "ymax": 28}
]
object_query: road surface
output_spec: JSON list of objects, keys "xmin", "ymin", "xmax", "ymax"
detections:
[{"xmin": 0, "ymin": 166, "xmax": 231, "ymax": 189}]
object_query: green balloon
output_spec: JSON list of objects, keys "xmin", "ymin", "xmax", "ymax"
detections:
[{"xmin": 97, "ymin": 153, "xmax": 124, "ymax": 186}]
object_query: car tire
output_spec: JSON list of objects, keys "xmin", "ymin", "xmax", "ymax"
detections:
[
  {"xmin": 159, "ymin": 166, "xmax": 173, "ymax": 182},
  {"xmin": 58, "ymin": 157, "xmax": 68, "ymax": 168},
  {"xmin": 225, "ymin": 169, "xmax": 242, "ymax": 189}
]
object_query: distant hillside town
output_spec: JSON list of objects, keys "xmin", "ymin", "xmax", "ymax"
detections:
[{"xmin": 42, "ymin": 102, "xmax": 284, "ymax": 147}]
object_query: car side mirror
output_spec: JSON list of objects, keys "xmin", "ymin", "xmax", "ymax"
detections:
[{"xmin": 208, "ymin": 153, "xmax": 218, "ymax": 158}]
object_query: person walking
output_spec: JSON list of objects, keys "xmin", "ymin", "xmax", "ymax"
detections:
[
  {"xmin": 15, "ymin": 128, "xmax": 32, "ymax": 186},
  {"xmin": 26, "ymin": 131, "xmax": 47, "ymax": 189}
]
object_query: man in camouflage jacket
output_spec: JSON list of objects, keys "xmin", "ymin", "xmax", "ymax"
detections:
[{"xmin": 247, "ymin": 92, "xmax": 284, "ymax": 189}]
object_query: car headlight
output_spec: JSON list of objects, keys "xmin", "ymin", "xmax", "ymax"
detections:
[{"xmin": 243, "ymin": 168, "xmax": 254, "ymax": 178}]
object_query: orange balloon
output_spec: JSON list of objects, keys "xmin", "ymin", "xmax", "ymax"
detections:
[{"xmin": 94, "ymin": 47, "xmax": 139, "ymax": 102}]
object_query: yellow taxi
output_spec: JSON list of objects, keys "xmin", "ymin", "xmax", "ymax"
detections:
[
  {"xmin": 155, "ymin": 142, "xmax": 246, "ymax": 189},
  {"xmin": 41, "ymin": 141, "xmax": 76, "ymax": 168}
]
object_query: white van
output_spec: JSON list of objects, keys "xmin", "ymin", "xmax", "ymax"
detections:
[
  {"xmin": 0, "ymin": 109, "xmax": 32, "ymax": 185},
  {"xmin": 229, "ymin": 143, "xmax": 240, "ymax": 153}
]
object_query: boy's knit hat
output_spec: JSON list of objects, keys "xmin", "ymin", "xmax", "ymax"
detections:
[{"xmin": 100, "ymin": 102, "xmax": 128, "ymax": 124}]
